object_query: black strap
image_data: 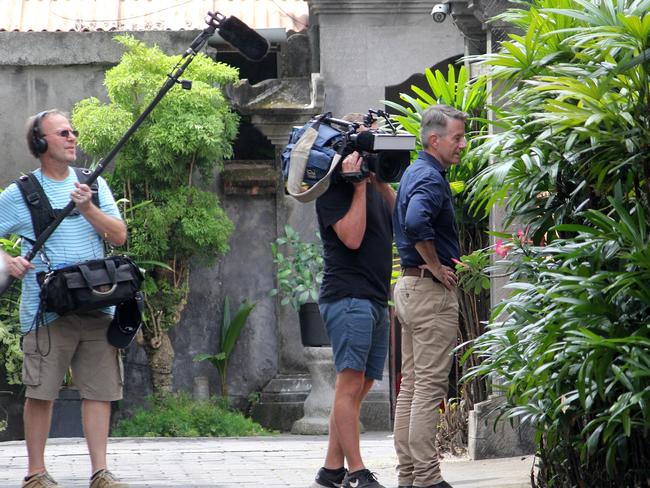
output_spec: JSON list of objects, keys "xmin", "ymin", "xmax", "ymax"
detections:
[
  {"xmin": 15, "ymin": 167, "xmax": 101, "ymax": 242},
  {"xmin": 78, "ymin": 259, "xmax": 118, "ymax": 293}
]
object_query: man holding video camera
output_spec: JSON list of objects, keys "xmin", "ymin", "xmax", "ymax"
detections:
[
  {"xmin": 392, "ymin": 105, "xmax": 467, "ymax": 488},
  {"xmin": 311, "ymin": 114, "xmax": 395, "ymax": 488},
  {"xmin": 0, "ymin": 109, "xmax": 128, "ymax": 488}
]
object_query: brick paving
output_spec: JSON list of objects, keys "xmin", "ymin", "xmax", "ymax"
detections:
[{"xmin": 0, "ymin": 433, "xmax": 534, "ymax": 487}]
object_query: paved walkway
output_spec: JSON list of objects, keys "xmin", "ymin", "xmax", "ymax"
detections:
[{"xmin": 0, "ymin": 433, "xmax": 534, "ymax": 488}]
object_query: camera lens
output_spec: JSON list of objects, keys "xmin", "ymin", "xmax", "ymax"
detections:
[{"xmin": 375, "ymin": 151, "xmax": 410, "ymax": 183}]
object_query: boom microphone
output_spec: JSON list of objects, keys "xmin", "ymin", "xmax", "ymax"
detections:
[{"xmin": 213, "ymin": 14, "xmax": 270, "ymax": 61}]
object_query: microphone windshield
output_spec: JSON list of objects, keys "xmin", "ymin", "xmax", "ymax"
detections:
[{"xmin": 218, "ymin": 16, "xmax": 270, "ymax": 61}]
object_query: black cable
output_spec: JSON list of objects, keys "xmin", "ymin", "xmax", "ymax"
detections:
[
  {"xmin": 270, "ymin": 0, "xmax": 308, "ymax": 29},
  {"xmin": 49, "ymin": 0, "xmax": 195, "ymax": 24}
]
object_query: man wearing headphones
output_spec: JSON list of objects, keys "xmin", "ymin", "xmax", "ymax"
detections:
[{"xmin": 0, "ymin": 110, "xmax": 128, "ymax": 488}]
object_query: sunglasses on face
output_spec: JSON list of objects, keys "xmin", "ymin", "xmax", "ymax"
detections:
[{"xmin": 44, "ymin": 129, "xmax": 79, "ymax": 139}]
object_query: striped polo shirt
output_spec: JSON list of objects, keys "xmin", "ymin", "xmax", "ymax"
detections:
[{"xmin": 0, "ymin": 167, "xmax": 122, "ymax": 333}]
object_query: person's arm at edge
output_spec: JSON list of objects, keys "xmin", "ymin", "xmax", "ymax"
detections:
[{"xmin": 0, "ymin": 250, "xmax": 33, "ymax": 279}]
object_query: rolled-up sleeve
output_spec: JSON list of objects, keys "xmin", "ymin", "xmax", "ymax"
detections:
[{"xmin": 403, "ymin": 175, "xmax": 443, "ymax": 242}]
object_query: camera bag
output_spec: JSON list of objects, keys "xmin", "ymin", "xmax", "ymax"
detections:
[
  {"xmin": 37, "ymin": 255, "xmax": 143, "ymax": 315},
  {"xmin": 281, "ymin": 113, "xmax": 345, "ymax": 202}
]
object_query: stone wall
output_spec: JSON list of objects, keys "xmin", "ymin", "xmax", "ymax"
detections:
[{"xmin": 309, "ymin": 0, "xmax": 465, "ymax": 116}]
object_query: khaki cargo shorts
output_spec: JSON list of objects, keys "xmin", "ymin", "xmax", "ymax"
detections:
[{"xmin": 22, "ymin": 311, "xmax": 124, "ymax": 401}]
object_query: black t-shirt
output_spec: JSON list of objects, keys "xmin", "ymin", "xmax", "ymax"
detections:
[{"xmin": 316, "ymin": 180, "xmax": 393, "ymax": 306}]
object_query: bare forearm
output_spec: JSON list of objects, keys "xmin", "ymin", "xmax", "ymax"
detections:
[
  {"xmin": 333, "ymin": 184, "xmax": 367, "ymax": 250},
  {"xmin": 415, "ymin": 240, "xmax": 442, "ymax": 270},
  {"xmin": 80, "ymin": 206, "xmax": 127, "ymax": 246},
  {"xmin": 415, "ymin": 240, "xmax": 457, "ymax": 290}
]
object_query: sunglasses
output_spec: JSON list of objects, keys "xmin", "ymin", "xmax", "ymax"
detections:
[{"xmin": 44, "ymin": 129, "xmax": 79, "ymax": 139}]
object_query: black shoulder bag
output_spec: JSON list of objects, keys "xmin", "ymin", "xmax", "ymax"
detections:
[{"xmin": 37, "ymin": 255, "xmax": 143, "ymax": 316}]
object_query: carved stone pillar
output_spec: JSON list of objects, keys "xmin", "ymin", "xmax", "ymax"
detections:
[{"xmin": 226, "ymin": 65, "xmax": 328, "ymax": 431}]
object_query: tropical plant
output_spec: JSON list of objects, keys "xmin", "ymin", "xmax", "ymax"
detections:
[
  {"xmin": 193, "ymin": 296, "xmax": 256, "ymax": 399},
  {"xmin": 385, "ymin": 63, "xmax": 492, "ymax": 412},
  {"xmin": 468, "ymin": 0, "xmax": 650, "ymax": 240},
  {"xmin": 0, "ymin": 234, "xmax": 22, "ymax": 386},
  {"xmin": 463, "ymin": 0, "xmax": 650, "ymax": 485},
  {"xmin": 72, "ymin": 35, "xmax": 239, "ymax": 395},
  {"xmin": 270, "ymin": 225, "xmax": 324, "ymax": 311}
]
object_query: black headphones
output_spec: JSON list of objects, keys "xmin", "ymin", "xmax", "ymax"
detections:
[{"xmin": 30, "ymin": 111, "xmax": 49, "ymax": 157}]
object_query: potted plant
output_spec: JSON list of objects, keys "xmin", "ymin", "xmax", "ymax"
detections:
[{"xmin": 271, "ymin": 225, "xmax": 329, "ymax": 347}]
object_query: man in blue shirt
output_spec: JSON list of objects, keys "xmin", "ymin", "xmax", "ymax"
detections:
[
  {"xmin": 392, "ymin": 105, "xmax": 467, "ymax": 488},
  {"xmin": 0, "ymin": 110, "xmax": 128, "ymax": 488}
]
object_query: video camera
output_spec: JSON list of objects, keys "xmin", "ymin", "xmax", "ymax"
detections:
[
  {"xmin": 281, "ymin": 109, "xmax": 416, "ymax": 202},
  {"xmin": 325, "ymin": 109, "xmax": 416, "ymax": 183}
]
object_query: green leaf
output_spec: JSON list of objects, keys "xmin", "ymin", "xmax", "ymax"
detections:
[{"xmin": 221, "ymin": 300, "xmax": 256, "ymax": 356}]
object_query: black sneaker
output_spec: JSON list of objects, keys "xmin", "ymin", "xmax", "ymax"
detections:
[
  {"xmin": 311, "ymin": 467, "xmax": 347, "ymax": 488},
  {"xmin": 343, "ymin": 469, "xmax": 385, "ymax": 488},
  {"xmin": 416, "ymin": 482, "xmax": 453, "ymax": 488}
]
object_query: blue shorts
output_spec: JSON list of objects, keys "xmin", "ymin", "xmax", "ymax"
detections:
[{"xmin": 319, "ymin": 298, "xmax": 389, "ymax": 380}]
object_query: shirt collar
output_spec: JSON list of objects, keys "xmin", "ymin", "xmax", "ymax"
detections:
[{"xmin": 418, "ymin": 150, "xmax": 447, "ymax": 178}]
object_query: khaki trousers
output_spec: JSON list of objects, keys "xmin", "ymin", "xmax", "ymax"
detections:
[{"xmin": 393, "ymin": 275, "xmax": 459, "ymax": 487}]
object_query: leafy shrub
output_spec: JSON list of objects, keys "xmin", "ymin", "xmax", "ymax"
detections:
[
  {"xmin": 464, "ymin": 0, "xmax": 650, "ymax": 485},
  {"xmin": 0, "ymin": 235, "xmax": 22, "ymax": 386},
  {"xmin": 73, "ymin": 34, "xmax": 239, "ymax": 394},
  {"xmin": 112, "ymin": 393, "xmax": 271, "ymax": 437}
]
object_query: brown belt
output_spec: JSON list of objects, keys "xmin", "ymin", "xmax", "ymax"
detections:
[{"xmin": 401, "ymin": 267, "xmax": 440, "ymax": 282}]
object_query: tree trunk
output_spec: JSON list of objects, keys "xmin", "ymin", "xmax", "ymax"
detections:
[{"xmin": 142, "ymin": 328, "xmax": 175, "ymax": 395}]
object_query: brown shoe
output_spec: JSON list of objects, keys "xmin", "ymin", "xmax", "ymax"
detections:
[
  {"xmin": 89, "ymin": 470, "xmax": 128, "ymax": 488},
  {"xmin": 22, "ymin": 472, "xmax": 62, "ymax": 488}
]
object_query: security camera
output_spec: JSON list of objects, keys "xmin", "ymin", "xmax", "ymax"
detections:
[{"xmin": 431, "ymin": 3, "xmax": 450, "ymax": 23}]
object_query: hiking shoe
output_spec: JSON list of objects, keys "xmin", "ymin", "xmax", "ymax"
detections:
[
  {"xmin": 89, "ymin": 470, "xmax": 128, "ymax": 488},
  {"xmin": 22, "ymin": 472, "xmax": 61, "ymax": 488},
  {"xmin": 311, "ymin": 467, "xmax": 347, "ymax": 488},
  {"xmin": 343, "ymin": 469, "xmax": 385, "ymax": 488}
]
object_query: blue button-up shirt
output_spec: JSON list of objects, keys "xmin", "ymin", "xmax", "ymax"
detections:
[{"xmin": 393, "ymin": 150, "xmax": 460, "ymax": 268}]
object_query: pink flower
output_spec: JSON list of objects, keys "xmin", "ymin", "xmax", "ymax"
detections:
[
  {"xmin": 452, "ymin": 258, "xmax": 468, "ymax": 268},
  {"xmin": 495, "ymin": 239, "xmax": 508, "ymax": 258},
  {"xmin": 517, "ymin": 227, "xmax": 533, "ymax": 245},
  {"xmin": 451, "ymin": 258, "xmax": 469, "ymax": 268}
]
